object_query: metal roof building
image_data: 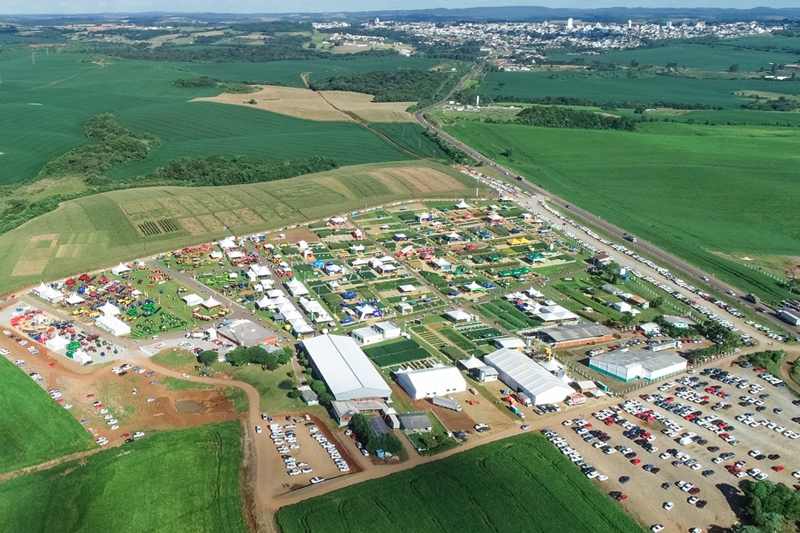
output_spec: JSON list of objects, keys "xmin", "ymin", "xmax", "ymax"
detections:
[
  {"xmin": 589, "ymin": 349, "xmax": 687, "ymax": 382},
  {"xmin": 395, "ymin": 365, "xmax": 466, "ymax": 400},
  {"xmin": 483, "ymin": 348, "xmax": 573, "ymax": 405},
  {"xmin": 302, "ymin": 334, "xmax": 392, "ymax": 401},
  {"xmin": 217, "ymin": 319, "xmax": 276, "ymax": 347},
  {"xmin": 539, "ymin": 323, "xmax": 614, "ymax": 348}
]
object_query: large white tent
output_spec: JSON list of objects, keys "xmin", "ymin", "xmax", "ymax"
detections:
[
  {"xmin": 33, "ymin": 283, "xmax": 63, "ymax": 303},
  {"xmin": 202, "ymin": 297, "xmax": 222, "ymax": 309},
  {"xmin": 589, "ymin": 349, "xmax": 687, "ymax": 382},
  {"xmin": 98, "ymin": 302, "xmax": 120, "ymax": 317},
  {"xmin": 65, "ymin": 293, "xmax": 85, "ymax": 305},
  {"xmin": 95, "ymin": 314, "xmax": 131, "ymax": 337},
  {"xmin": 45, "ymin": 336, "xmax": 69, "ymax": 352},
  {"xmin": 111, "ymin": 263, "xmax": 131, "ymax": 276},
  {"xmin": 396, "ymin": 365, "xmax": 466, "ymax": 400},
  {"xmin": 285, "ymin": 279, "xmax": 309, "ymax": 297},
  {"xmin": 182, "ymin": 294, "xmax": 204, "ymax": 307}
]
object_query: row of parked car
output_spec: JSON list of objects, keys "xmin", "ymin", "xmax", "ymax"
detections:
[{"xmin": 542, "ymin": 428, "xmax": 608, "ymax": 481}]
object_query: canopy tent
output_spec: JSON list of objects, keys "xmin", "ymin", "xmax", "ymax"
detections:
[
  {"xmin": 219, "ymin": 237, "xmax": 237, "ymax": 250},
  {"xmin": 182, "ymin": 294, "xmax": 204, "ymax": 307},
  {"xmin": 45, "ymin": 336, "xmax": 69, "ymax": 352},
  {"xmin": 111, "ymin": 263, "xmax": 131, "ymax": 276},
  {"xmin": 455, "ymin": 200, "xmax": 470, "ymax": 209},
  {"xmin": 98, "ymin": 302, "xmax": 120, "ymax": 317},
  {"xmin": 72, "ymin": 349, "xmax": 93, "ymax": 365},
  {"xmin": 95, "ymin": 314, "xmax": 131, "ymax": 336},
  {"xmin": 34, "ymin": 283, "xmax": 63, "ymax": 303},
  {"xmin": 202, "ymin": 297, "xmax": 222, "ymax": 309},
  {"xmin": 65, "ymin": 292, "xmax": 85, "ymax": 305}
]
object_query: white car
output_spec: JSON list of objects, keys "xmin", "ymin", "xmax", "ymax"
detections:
[
  {"xmin": 301, "ymin": 467, "xmax": 313, "ymax": 474},
  {"xmin": 288, "ymin": 469, "xmax": 301, "ymax": 476},
  {"xmin": 134, "ymin": 431, "xmax": 145, "ymax": 438},
  {"xmin": 310, "ymin": 476, "xmax": 324, "ymax": 484},
  {"xmin": 651, "ymin": 525, "xmax": 664, "ymax": 533},
  {"xmin": 255, "ymin": 426, "xmax": 262, "ymax": 434},
  {"xmin": 663, "ymin": 502, "xmax": 674, "ymax": 511}
]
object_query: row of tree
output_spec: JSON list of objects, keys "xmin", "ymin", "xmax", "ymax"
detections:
[
  {"xmin": 309, "ymin": 69, "xmax": 460, "ymax": 106},
  {"xmin": 172, "ymin": 76, "xmax": 260, "ymax": 94},
  {"xmin": 514, "ymin": 105, "xmax": 637, "ymax": 131},
  {"xmin": 733, "ymin": 480, "xmax": 800, "ymax": 533},
  {"xmin": 221, "ymin": 345, "xmax": 293, "ymax": 369},
  {"xmin": 349, "ymin": 413, "xmax": 403, "ymax": 455}
]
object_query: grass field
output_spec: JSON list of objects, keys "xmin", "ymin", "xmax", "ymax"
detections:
[
  {"xmin": 276, "ymin": 432, "xmax": 644, "ymax": 533},
  {"xmin": 546, "ymin": 37, "xmax": 800, "ymax": 72},
  {"xmin": 0, "ymin": 422, "xmax": 249, "ymax": 533},
  {"xmin": 0, "ymin": 50, "xmax": 442, "ymax": 185},
  {"xmin": 0, "ymin": 161, "xmax": 488, "ymax": 296},
  {"xmin": 480, "ymin": 70, "xmax": 800, "ymax": 108},
  {"xmin": 443, "ymin": 120, "xmax": 800, "ymax": 304},
  {"xmin": 363, "ymin": 338, "xmax": 430, "ymax": 367},
  {"xmin": 0, "ymin": 356, "xmax": 95, "ymax": 475}
]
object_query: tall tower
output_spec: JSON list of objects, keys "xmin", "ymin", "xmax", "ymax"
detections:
[{"xmin": 567, "ymin": 18, "xmax": 574, "ymax": 30}]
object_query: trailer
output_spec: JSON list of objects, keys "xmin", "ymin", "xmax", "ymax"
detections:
[{"xmin": 431, "ymin": 396, "xmax": 462, "ymax": 412}]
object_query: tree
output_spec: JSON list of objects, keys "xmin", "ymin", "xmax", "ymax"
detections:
[
  {"xmin": 651, "ymin": 296, "xmax": 664, "ymax": 308},
  {"xmin": 277, "ymin": 346, "xmax": 293, "ymax": 365},
  {"xmin": 317, "ymin": 392, "xmax": 334, "ymax": 406},
  {"xmin": 310, "ymin": 380, "xmax": 328, "ymax": 397},
  {"xmin": 245, "ymin": 346, "xmax": 270, "ymax": 365},
  {"xmin": 198, "ymin": 350, "xmax": 218, "ymax": 366},
  {"xmin": 620, "ymin": 313, "xmax": 635, "ymax": 327},
  {"xmin": 629, "ymin": 59, "xmax": 639, "ymax": 68},
  {"xmin": 226, "ymin": 346, "xmax": 247, "ymax": 366},
  {"xmin": 729, "ymin": 63, "xmax": 740, "ymax": 72},
  {"xmin": 264, "ymin": 353, "xmax": 280, "ymax": 371}
]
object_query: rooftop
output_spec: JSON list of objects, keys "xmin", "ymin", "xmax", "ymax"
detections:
[
  {"xmin": 540, "ymin": 323, "xmax": 613, "ymax": 343},
  {"xmin": 591, "ymin": 349, "xmax": 686, "ymax": 372},
  {"xmin": 303, "ymin": 335, "xmax": 392, "ymax": 401}
]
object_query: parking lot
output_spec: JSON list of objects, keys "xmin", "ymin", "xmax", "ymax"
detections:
[
  {"xmin": 260, "ymin": 414, "xmax": 360, "ymax": 497},
  {"xmin": 541, "ymin": 359, "xmax": 800, "ymax": 533}
]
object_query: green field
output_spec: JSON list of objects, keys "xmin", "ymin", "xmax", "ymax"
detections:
[
  {"xmin": 0, "ymin": 49, "xmax": 442, "ymax": 186},
  {"xmin": 0, "ymin": 356, "xmax": 95, "ymax": 475},
  {"xmin": 443, "ymin": 120, "xmax": 800, "ymax": 304},
  {"xmin": 0, "ymin": 422, "xmax": 248, "ymax": 533},
  {"xmin": 479, "ymin": 70, "xmax": 800, "ymax": 108},
  {"xmin": 363, "ymin": 338, "xmax": 430, "ymax": 367},
  {"xmin": 546, "ymin": 37, "xmax": 800, "ymax": 72},
  {"xmin": 276, "ymin": 433, "xmax": 644, "ymax": 533},
  {"xmin": 0, "ymin": 161, "xmax": 487, "ymax": 296}
]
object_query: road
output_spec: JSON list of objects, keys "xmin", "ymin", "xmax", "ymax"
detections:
[{"xmin": 414, "ymin": 72, "xmax": 799, "ymax": 339}]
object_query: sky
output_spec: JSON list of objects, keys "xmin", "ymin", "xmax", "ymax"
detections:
[{"xmin": 0, "ymin": 0, "xmax": 797, "ymax": 15}]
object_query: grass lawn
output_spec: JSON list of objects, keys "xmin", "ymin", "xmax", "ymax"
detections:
[
  {"xmin": 224, "ymin": 387, "xmax": 250, "ymax": 413},
  {"xmin": 276, "ymin": 432, "xmax": 644, "ymax": 533},
  {"xmin": 160, "ymin": 376, "xmax": 214, "ymax": 392},
  {"xmin": 443, "ymin": 119, "xmax": 800, "ymax": 305},
  {"xmin": 232, "ymin": 365, "xmax": 305, "ymax": 414},
  {"xmin": 0, "ymin": 356, "xmax": 95, "ymax": 475},
  {"xmin": 0, "ymin": 422, "xmax": 248, "ymax": 533},
  {"xmin": 151, "ymin": 348, "xmax": 196, "ymax": 370}
]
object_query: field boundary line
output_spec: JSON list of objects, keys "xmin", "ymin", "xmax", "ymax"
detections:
[{"xmin": 0, "ymin": 448, "xmax": 102, "ymax": 484}]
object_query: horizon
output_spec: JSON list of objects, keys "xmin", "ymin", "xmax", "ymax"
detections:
[{"xmin": 1, "ymin": 1, "xmax": 800, "ymax": 17}]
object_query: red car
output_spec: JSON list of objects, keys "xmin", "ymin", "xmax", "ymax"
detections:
[
  {"xmin": 87, "ymin": 393, "xmax": 94, "ymax": 398},
  {"xmin": 631, "ymin": 459, "xmax": 642, "ymax": 465},
  {"xmin": 773, "ymin": 466, "xmax": 785, "ymax": 472},
  {"xmin": 688, "ymin": 487, "xmax": 701, "ymax": 495}
]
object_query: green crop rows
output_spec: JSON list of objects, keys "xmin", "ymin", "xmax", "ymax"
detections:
[
  {"xmin": 277, "ymin": 432, "xmax": 645, "ymax": 533},
  {"xmin": 363, "ymin": 338, "xmax": 430, "ymax": 367}
]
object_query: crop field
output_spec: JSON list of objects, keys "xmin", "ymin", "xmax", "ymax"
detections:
[
  {"xmin": 363, "ymin": 338, "xmax": 430, "ymax": 367},
  {"xmin": 0, "ymin": 355, "xmax": 95, "ymax": 475},
  {"xmin": 276, "ymin": 432, "xmax": 644, "ymax": 533},
  {"xmin": 0, "ymin": 161, "xmax": 487, "ymax": 296},
  {"xmin": 546, "ymin": 37, "xmax": 800, "ymax": 72},
  {"xmin": 0, "ymin": 49, "xmax": 441, "ymax": 185},
  {"xmin": 443, "ymin": 120, "xmax": 800, "ymax": 303},
  {"xmin": 0, "ymin": 422, "xmax": 249, "ymax": 533},
  {"xmin": 479, "ymin": 70, "xmax": 800, "ymax": 108}
]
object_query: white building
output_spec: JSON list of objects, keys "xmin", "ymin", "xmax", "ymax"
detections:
[
  {"xmin": 284, "ymin": 279, "xmax": 309, "ymax": 297},
  {"xmin": 302, "ymin": 335, "xmax": 392, "ymax": 401},
  {"xmin": 483, "ymin": 348, "xmax": 573, "ymax": 405},
  {"xmin": 493, "ymin": 337, "xmax": 526, "ymax": 350},
  {"xmin": 396, "ymin": 365, "xmax": 466, "ymax": 400},
  {"xmin": 95, "ymin": 314, "xmax": 131, "ymax": 337},
  {"xmin": 589, "ymin": 349, "xmax": 687, "ymax": 382},
  {"xmin": 351, "ymin": 327, "xmax": 383, "ymax": 346}
]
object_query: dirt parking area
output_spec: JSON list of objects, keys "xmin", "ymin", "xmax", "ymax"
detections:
[{"xmin": 260, "ymin": 413, "xmax": 360, "ymax": 498}]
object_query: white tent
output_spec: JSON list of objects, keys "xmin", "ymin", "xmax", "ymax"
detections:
[
  {"xmin": 45, "ymin": 336, "xmax": 69, "ymax": 352},
  {"xmin": 226, "ymin": 250, "xmax": 244, "ymax": 260},
  {"xmin": 65, "ymin": 292, "xmax": 85, "ymax": 305},
  {"xmin": 455, "ymin": 199, "xmax": 470, "ymax": 209},
  {"xmin": 248, "ymin": 265, "xmax": 271, "ymax": 280},
  {"xmin": 285, "ymin": 279, "xmax": 309, "ymax": 297},
  {"xmin": 182, "ymin": 294, "xmax": 204, "ymax": 307},
  {"xmin": 255, "ymin": 296, "xmax": 272, "ymax": 310},
  {"xmin": 111, "ymin": 263, "xmax": 131, "ymax": 276},
  {"xmin": 219, "ymin": 237, "xmax": 237, "ymax": 250},
  {"xmin": 72, "ymin": 349, "xmax": 93, "ymax": 365},
  {"xmin": 95, "ymin": 315, "xmax": 131, "ymax": 337},
  {"xmin": 396, "ymin": 365, "xmax": 466, "ymax": 400},
  {"xmin": 99, "ymin": 302, "xmax": 120, "ymax": 317},
  {"xmin": 202, "ymin": 297, "xmax": 222, "ymax": 309},
  {"xmin": 34, "ymin": 283, "xmax": 63, "ymax": 303}
]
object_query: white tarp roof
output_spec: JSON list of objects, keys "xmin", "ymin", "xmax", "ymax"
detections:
[
  {"xmin": 73, "ymin": 349, "xmax": 93, "ymax": 365},
  {"xmin": 99, "ymin": 302, "xmax": 120, "ymax": 317},
  {"xmin": 95, "ymin": 314, "xmax": 131, "ymax": 337},
  {"xmin": 303, "ymin": 335, "xmax": 392, "ymax": 401},
  {"xmin": 285, "ymin": 279, "xmax": 309, "ymax": 297},
  {"xmin": 34, "ymin": 283, "xmax": 62, "ymax": 302},
  {"xmin": 219, "ymin": 237, "xmax": 237, "ymax": 249},
  {"xmin": 226, "ymin": 250, "xmax": 244, "ymax": 260},
  {"xmin": 46, "ymin": 336, "xmax": 69, "ymax": 351},
  {"xmin": 65, "ymin": 292, "xmax": 84, "ymax": 305},
  {"xmin": 183, "ymin": 294, "xmax": 204, "ymax": 307},
  {"xmin": 111, "ymin": 263, "xmax": 130, "ymax": 276},
  {"xmin": 455, "ymin": 200, "xmax": 470, "ymax": 208},
  {"xmin": 202, "ymin": 297, "xmax": 222, "ymax": 309},
  {"xmin": 396, "ymin": 365, "xmax": 466, "ymax": 400},
  {"xmin": 249, "ymin": 265, "xmax": 271, "ymax": 278}
]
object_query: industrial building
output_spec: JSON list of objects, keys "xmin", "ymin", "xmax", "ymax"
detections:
[
  {"xmin": 589, "ymin": 349, "xmax": 687, "ymax": 382},
  {"xmin": 350, "ymin": 322, "xmax": 401, "ymax": 346},
  {"xmin": 538, "ymin": 323, "xmax": 614, "ymax": 349},
  {"xmin": 302, "ymin": 334, "xmax": 392, "ymax": 402},
  {"xmin": 483, "ymin": 348, "xmax": 573, "ymax": 405},
  {"xmin": 395, "ymin": 365, "xmax": 466, "ymax": 400}
]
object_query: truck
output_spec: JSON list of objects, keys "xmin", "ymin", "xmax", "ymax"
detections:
[
  {"xmin": 431, "ymin": 396, "xmax": 462, "ymax": 412},
  {"xmin": 509, "ymin": 405, "xmax": 526, "ymax": 418},
  {"xmin": 623, "ymin": 233, "xmax": 637, "ymax": 243},
  {"xmin": 779, "ymin": 308, "xmax": 800, "ymax": 326},
  {"xmin": 744, "ymin": 293, "xmax": 760, "ymax": 304}
]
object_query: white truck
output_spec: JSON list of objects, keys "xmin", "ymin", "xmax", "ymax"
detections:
[{"xmin": 432, "ymin": 396, "xmax": 462, "ymax": 412}]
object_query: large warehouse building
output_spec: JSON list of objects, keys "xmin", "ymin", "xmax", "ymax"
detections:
[
  {"xmin": 302, "ymin": 334, "xmax": 392, "ymax": 402},
  {"xmin": 483, "ymin": 348, "xmax": 573, "ymax": 405},
  {"xmin": 589, "ymin": 348, "xmax": 687, "ymax": 382},
  {"xmin": 539, "ymin": 323, "xmax": 614, "ymax": 349},
  {"xmin": 396, "ymin": 365, "xmax": 466, "ymax": 400}
]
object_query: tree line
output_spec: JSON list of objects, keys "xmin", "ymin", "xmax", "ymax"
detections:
[
  {"xmin": 349, "ymin": 414, "xmax": 403, "ymax": 455},
  {"xmin": 514, "ymin": 105, "xmax": 637, "ymax": 131},
  {"xmin": 221, "ymin": 345, "xmax": 293, "ymax": 369},
  {"xmin": 733, "ymin": 480, "xmax": 800, "ymax": 533},
  {"xmin": 172, "ymin": 76, "xmax": 261, "ymax": 94},
  {"xmin": 309, "ymin": 69, "xmax": 460, "ymax": 106}
]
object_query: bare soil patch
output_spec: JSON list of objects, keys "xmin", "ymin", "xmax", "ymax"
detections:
[
  {"xmin": 277, "ymin": 227, "xmax": 318, "ymax": 244},
  {"xmin": 368, "ymin": 171, "xmax": 414, "ymax": 195},
  {"xmin": 178, "ymin": 217, "xmax": 207, "ymax": 236},
  {"xmin": 192, "ymin": 85, "xmax": 351, "ymax": 122},
  {"xmin": 390, "ymin": 167, "xmax": 464, "ymax": 193},
  {"xmin": 319, "ymin": 91, "xmax": 416, "ymax": 123}
]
